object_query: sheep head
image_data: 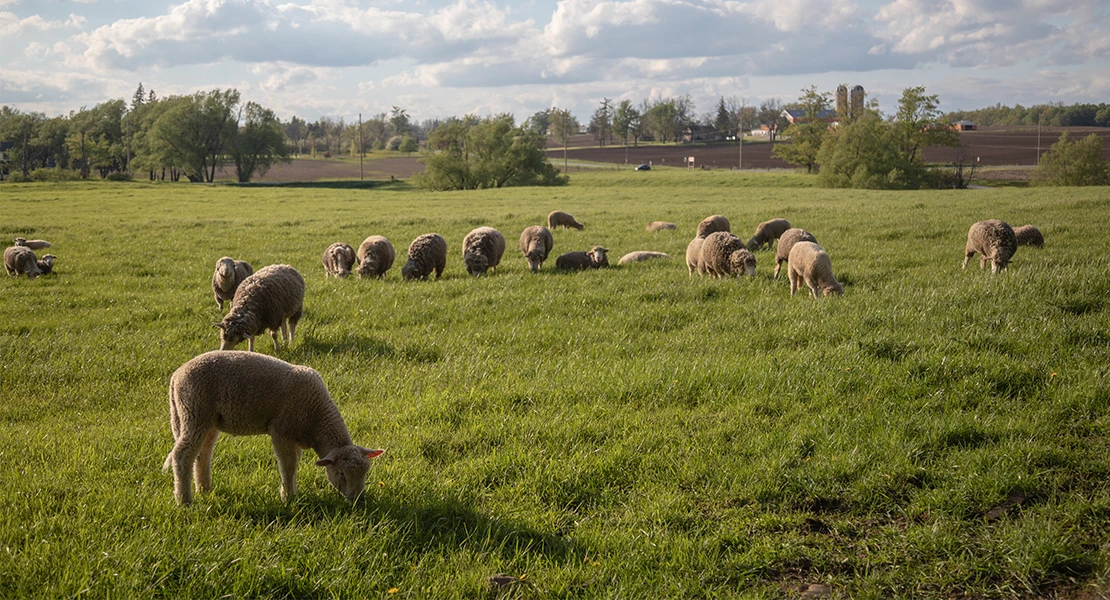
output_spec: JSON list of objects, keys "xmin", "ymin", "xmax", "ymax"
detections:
[
  {"xmin": 464, "ymin": 251, "xmax": 489, "ymax": 276},
  {"xmin": 216, "ymin": 316, "xmax": 254, "ymax": 351},
  {"xmin": 316, "ymin": 446, "xmax": 384, "ymax": 502},
  {"xmin": 588, "ymin": 246, "xmax": 609, "ymax": 268}
]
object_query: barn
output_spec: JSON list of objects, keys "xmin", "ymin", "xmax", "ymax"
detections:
[{"xmin": 953, "ymin": 120, "xmax": 978, "ymax": 131}]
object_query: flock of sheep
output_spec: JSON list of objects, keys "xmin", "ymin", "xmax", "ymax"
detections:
[{"xmin": 4, "ymin": 211, "xmax": 1045, "ymax": 506}]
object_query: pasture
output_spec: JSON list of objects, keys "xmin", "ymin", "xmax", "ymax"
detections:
[{"xmin": 1, "ymin": 171, "xmax": 1109, "ymax": 598}]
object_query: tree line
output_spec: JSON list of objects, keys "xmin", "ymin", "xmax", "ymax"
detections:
[{"xmin": 943, "ymin": 102, "xmax": 1110, "ymax": 128}]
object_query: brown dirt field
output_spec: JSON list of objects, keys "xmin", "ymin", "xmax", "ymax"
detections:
[{"xmin": 214, "ymin": 156, "xmax": 424, "ymax": 183}]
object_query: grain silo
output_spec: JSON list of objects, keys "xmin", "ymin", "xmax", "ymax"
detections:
[
  {"xmin": 850, "ymin": 85, "xmax": 865, "ymax": 118},
  {"xmin": 836, "ymin": 85, "xmax": 849, "ymax": 117}
]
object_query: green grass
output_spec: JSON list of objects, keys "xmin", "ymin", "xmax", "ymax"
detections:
[{"xmin": 2, "ymin": 172, "xmax": 1109, "ymax": 598}]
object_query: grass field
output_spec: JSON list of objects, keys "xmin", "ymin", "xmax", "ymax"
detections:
[{"xmin": 2, "ymin": 171, "xmax": 1109, "ymax": 598}]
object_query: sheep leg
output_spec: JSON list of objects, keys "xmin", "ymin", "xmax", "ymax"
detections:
[
  {"xmin": 962, "ymin": 251, "xmax": 974, "ymax": 269},
  {"xmin": 247, "ymin": 337, "xmax": 255, "ymax": 352},
  {"xmin": 773, "ymin": 260, "xmax": 782, "ymax": 279},
  {"xmin": 807, "ymin": 280, "xmax": 820, "ymax": 299},
  {"xmin": 288, "ymin": 309, "xmax": 301, "ymax": 344},
  {"xmin": 979, "ymin": 256, "xmax": 987, "ymax": 270},
  {"xmin": 170, "ymin": 429, "xmax": 211, "ymax": 506},
  {"xmin": 270, "ymin": 328, "xmax": 282, "ymax": 352},
  {"xmin": 193, "ymin": 429, "xmax": 220, "ymax": 494},
  {"xmin": 271, "ymin": 438, "xmax": 302, "ymax": 501},
  {"xmin": 280, "ymin": 320, "xmax": 291, "ymax": 345},
  {"xmin": 789, "ymin": 268, "xmax": 799, "ymax": 296}
]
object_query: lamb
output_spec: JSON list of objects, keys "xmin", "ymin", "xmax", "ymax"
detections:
[
  {"xmin": 618, "ymin": 251, "xmax": 671, "ymax": 265},
  {"xmin": 685, "ymin": 237, "xmax": 705, "ymax": 275},
  {"xmin": 217, "ymin": 264, "xmax": 305, "ymax": 352},
  {"xmin": 462, "ymin": 227, "xmax": 506, "ymax": 276},
  {"xmin": 322, "ymin": 242, "xmax": 357, "ymax": 278},
  {"xmin": 519, "ymin": 226, "xmax": 554, "ymax": 272},
  {"xmin": 4, "ymin": 246, "xmax": 42, "ymax": 278},
  {"xmin": 963, "ymin": 219, "xmax": 1018, "ymax": 273},
  {"xmin": 356, "ymin": 236, "xmax": 396, "ymax": 279},
  {"xmin": 1013, "ymin": 224, "xmax": 1044, "ymax": 248},
  {"xmin": 211, "ymin": 257, "xmax": 254, "ymax": 312},
  {"xmin": 163, "ymin": 350, "xmax": 384, "ymax": 506},
  {"xmin": 747, "ymin": 218, "xmax": 792, "ymax": 251},
  {"xmin": 401, "ymin": 233, "xmax": 448, "ymax": 280},
  {"xmin": 646, "ymin": 221, "xmax": 677, "ymax": 231},
  {"xmin": 788, "ymin": 241, "xmax": 844, "ymax": 297},
  {"xmin": 697, "ymin": 231, "xmax": 757, "ymax": 278},
  {"xmin": 696, "ymin": 215, "xmax": 730, "ymax": 239},
  {"xmin": 774, "ymin": 228, "xmax": 818, "ymax": 279},
  {"xmin": 36, "ymin": 254, "xmax": 56, "ymax": 275},
  {"xmin": 548, "ymin": 210, "xmax": 585, "ymax": 230},
  {"xmin": 13, "ymin": 237, "xmax": 52, "ymax": 250},
  {"xmin": 555, "ymin": 246, "xmax": 610, "ymax": 270}
]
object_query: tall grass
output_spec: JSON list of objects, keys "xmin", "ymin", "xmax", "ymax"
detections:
[{"xmin": 1, "ymin": 172, "xmax": 1108, "ymax": 598}]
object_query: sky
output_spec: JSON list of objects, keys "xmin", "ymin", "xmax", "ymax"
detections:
[{"xmin": 1, "ymin": 0, "xmax": 1108, "ymax": 124}]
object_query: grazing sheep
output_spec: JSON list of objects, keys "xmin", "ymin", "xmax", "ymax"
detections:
[
  {"xmin": 774, "ymin": 228, "xmax": 818, "ymax": 279},
  {"xmin": 217, "ymin": 264, "xmax": 305, "ymax": 352},
  {"xmin": 548, "ymin": 210, "xmax": 585, "ymax": 230},
  {"xmin": 211, "ymin": 257, "xmax": 254, "ymax": 312},
  {"xmin": 747, "ymin": 218, "xmax": 792, "ymax": 251},
  {"xmin": 36, "ymin": 254, "xmax": 56, "ymax": 275},
  {"xmin": 963, "ymin": 219, "xmax": 1018, "ymax": 273},
  {"xmin": 555, "ymin": 246, "xmax": 610, "ymax": 270},
  {"xmin": 356, "ymin": 236, "xmax": 396, "ymax": 279},
  {"xmin": 163, "ymin": 350, "xmax": 384, "ymax": 505},
  {"xmin": 618, "ymin": 251, "xmax": 671, "ymax": 265},
  {"xmin": 519, "ymin": 226, "xmax": 554, "ymax": 272},
  {"xmin": 4, "ymin": 246, "xmax": 42, "ymax": 278},
  {"xmin": 788, "ymin": 241, "xmax": 843, "ymax": 298},
  {"xmin": 321, "ymin": 242, "xmax": 357, "ymax": 278},
  {"xmin": 685, "ymin": 237, "xmax": 705, "ymax": 276},
  {"xmin": 401, "ymin": 233, "xmax": 448, "ymax": 280},
  {"xmin": 698, "ymin": 231, "xmax": 757, "ymax": 278},
  {"xmin": 696, "ymin": 215, "xmax": 730, "ymax": 239},
  {"xmin": 13, "ymin": 237, "xmax": 52, "ymax": 250},
  {"xmin": 646, "ymin": 221, "xmax": 677, "ymax": 232},
  {"xmin": 1013, "ymin": 224, "xmax": 1044, "ymax": 248},
  {"xmin": 462, "ymin": 227, "xmax": 506, "ymax": 276}
]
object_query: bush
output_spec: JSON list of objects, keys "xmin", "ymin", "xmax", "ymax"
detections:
[
  {"xmin": 816, "ymin": 112, "xmax": 927, "ymax": 190},
  {"xmin": 106, "ymin": 172, "xmax": 133, "ymax": 182},
  {"xmin": 29, "ymin": 168, "xmax": 81, "ymax": 182},
  {"xmin": 1031, "ymin": 132, "xmax": 1110, "ymax": 186},
  {"xmin": 5, "ymin": 172, "xmax": 28, "ymax": 183},
  {"xmin": 386, "ymin": 135, "xmax": 403, "ymax": 151}
]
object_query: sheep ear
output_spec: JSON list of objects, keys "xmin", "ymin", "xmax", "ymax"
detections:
[
  {"xmin": 315, "ymin": 451, "xmax": 336, "ymax": 467},
  {"xmin": 360, "ymin": 448, "xmax": 385, "ymax": 459}
]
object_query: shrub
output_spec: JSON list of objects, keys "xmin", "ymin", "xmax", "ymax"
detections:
[
  {"xmin": 386, "ymin": 135, "xmax": 403, "ymax": 151},
  {"xmin": 816, "ymin": 112, "xmax": 926, "ymax": 190},
  {"xmin": 1031, "ymin": 132, "xmax": 1110, "ymax": 186},
  {"xmin": 5, "ymin": 172, "xmax": 28, "ymax": 183},
  {"xmin": 29, "ymin": 168, "xmax": 81, "ymax": 182},
  {"xmin": 106, "ymin": 172, "xmax": 133, "ymax": 182}
]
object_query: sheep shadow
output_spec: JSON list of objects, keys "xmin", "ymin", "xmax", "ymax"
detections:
[{"xmin": 291, "ymin": 335, "xmax": 442, "ymax": 364}]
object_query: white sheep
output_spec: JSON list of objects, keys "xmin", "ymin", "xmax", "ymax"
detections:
[
  {"xmin": 555, "ymin": 246, "xmax": 609, "ymax": 270},
  {"xmin": 356, "ymin": 236, "xmax": 396, "ymax": 279},
  {"xmin": 1013, "ymin": 224, "xmax": 1044, "ymax": 248},
  {"xmin": 547, "ymin": 211, "xmax": 585, "ymax": 230},
  {"xmin": 462, "ymin": 227, "xmax": 506, "ymax": 276},
  {"xmin": 402, "ymin": 233, "xmax": 448, "ymax": 280},
  {"xmin": 963, "ymin": 220, "xmax": 1018, "ymax": 273},
  {"xmin": 685, "ymin": 237, "xmax": 705, "ymax": 275},
  {"xmin": 163, "ymin": 351, "xmax": 384, "ymax": 505},
  {"xmin": 36, "ymin": 254, "xmax": 56, "ymax": 275},
  {"xmin": 519, "ymin": 226, "xmax": 554, "ymax": 272},
  {"xmin": 13, "ymin": 237, "xmax": 52, "ymax": 250},
  {"xmin": 322, "ymin": 242, "xmax": 357, "ymax": 278},
  {"xmin": 618, "ymin": 251, "xmax": 671, "ymax": 265},
  {"xmin": 747, "ymin": 218, "xmax": 791, "ymax": 251},
  {"xmin": 697, "ymin": 231, "xmax": 756, "ymax": 278},
  {"xmin": 788, "ymin": 241, "xmax": 844, "ymax": 297},
  {"xmin": 646, "ymin": 221, "xmax": 677, "ymax": 232},
  {"xmin": 774, "ymin": 228, "xmax": 818, "ymax": 279},
  {"xmin": 217, "ymin": 264, "xmax": 305, "ymax": 352},
  {"xmin": 4, "ymin": 246, "xmax": 41, "ymax": 278},
  {"xmin": 211, "ymin": 257, "xmax": 254, "ymax": 312},
  {"xmin": 696, "ymin": 215, "xmax": 730, "ymax": 239}
]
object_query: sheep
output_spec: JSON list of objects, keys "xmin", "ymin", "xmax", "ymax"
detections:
[
  {"xmin": 963, "ymin": 219, "xmax": 1018, "ymax": 273},
  {"xmin": 1013, "ymin": 224, "xmax": 1044, "ymax": 248},
  {"xmin": 555, "ymin": 246, "xmax": 609, "ymax": 270},
  {"xmin": 618, "ymin": 251, "xmax": 671, "ymax": 265},
  {"xmin": 356, "ymin": 236, "xmax": 396, "ymax": 279},
  {"xmin": 697, "ymin": 231, "xmax": 757, "ymax": 278},
  {"xmin": 217, "ymin": 264, "xmax": 305, "ymax": 352},
  {"xmin": 322, "ymin": 242, "xmax": 357, "ymax": 278},
  {"xmin": 548, "ymin": 211, "xmax": 585, "ymax": 230},
  {"xmin": 163, "ymin": 350, "xmax": 384, "ymax": 505},
  {"xmin": 774, "ymin": 228, "xmax": 818, "ymax": 279},
  {"xmin": 696, "ymin": 215, "xmax": 730, "ymax": 239},
  {"xmin": 462, "ymin": 227, "xmax": 506, "ymax": 276},
  {"xmin": 788, "ymin": 241, "xmax": 844, "ymax": 298},
  {"xmin": 747, "ymin": 218, "xmax": 791, "ymax": 251},
  {"xmin": 401, "ymin": 233, "xmax": 448, "ymax": 280},
  {"xmin": 4, "ymin": 246, "xmax": 42, "ymax": 278},
  {"xmin": 13, "ymin": 237, "xmax": 52, "ymax": 250},
  {"xmin": 646, "ymin": 221, "xmax": 677, "ymax": 232},
  {"xmin": 36, "ymin": 254, "xmax": 56, "ymax": 275},
  {"xmin": 519, "ymin": 226, "xmax": 554, "ymax": 272},
  {"xmin": 685, "ymin": 237, "xmax": 705, "ymax": 276},
  {"xmin": 211, "ymin": 257, "xmax": 254, "ymax": 312}
]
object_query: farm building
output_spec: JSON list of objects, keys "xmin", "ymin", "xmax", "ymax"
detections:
[
  {"xmin": 952, "ymin": 120, "xmax": 978, "ymax": 131},
  {"xmin": 781, "ymin": 108, "xmax": 839, "ymax": 125},
  {"xmin": 683, "ymin": 124, "xmax": 721, "ymax": 143}
]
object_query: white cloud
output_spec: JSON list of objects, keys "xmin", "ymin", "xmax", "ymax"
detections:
[{"xmin": 0, "ymin": 11, "xmax": 84, "ymax": 36}]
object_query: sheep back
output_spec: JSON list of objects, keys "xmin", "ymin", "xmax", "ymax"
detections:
[
  {"xmin": 402, "ymin": 233, "xmax": 448, "ymax": 280},
  {"xmin": 747, "ymin": 218, "xmax": 791, "ymax": 251},
  {"xmin": 774, "ymin": 228, "xmax": 818, "ymax": 278},
  {"xmin": 322, "ymin": 243, "xmax": 357, "ymax": 278},
  {"xmin": 646, "ymin": 221, "xmax": 677, "ymax": 231},
  {"xmin": 462, "ymin": 227, "xmax": 506, "ymax": 276},
  {"xmin": 618, "ymin": 251, "xmax": 671, "ymax": 265},
  {"xmin": 212, "ymin": 257, "xmax": 254, "ymax": 311},
  {"xmin": 548, "ymin": 211, "xmax": 585, "ymax": 230},
  {"xmin": 356, "ymin": 236, "xmax": 396, "ymax": 279},
  {"xmin": 555, "ymin": 246, "xmax": 609, "ymax": 270},
  {"xmin": 696, "ymin": 215, "xmax": 731, "ymax": 239},
  {"xmin": 519, "ymin": 226, "xmax": 554, "ymax": 272},
  {"xmin": 4, "ymin": 246, "xmax": 41, "ymax": 278},
  {"xmin": 788, "ymin": 241, "xmax": 843, "ymax": 297},
  {"xmin": 963, "ymin": 220, "xmax": 1017, "ymax": 273},
  {"xmin": 219, "ymin": 264, "xmax": 305, "ymax": 350},
  {"xmin": 14, "ymin": 238, "xmax": 52, "ymax": 250},
  {"xmin": 698, "ymin": 231, "xmax": 755, "ymax": 277},
  {"xmin": 1013, "ymin": 224, "xmax": 1044, "ymax": 248}
]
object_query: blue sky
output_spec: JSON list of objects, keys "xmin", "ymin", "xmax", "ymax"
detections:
[{"xmin": 2, "ymin": 0, "xmax": 1108, "ymax": 123}]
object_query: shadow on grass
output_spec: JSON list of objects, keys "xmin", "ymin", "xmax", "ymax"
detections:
[
  {"xmin": 222, "ymin": 180, "xmax": 411, "ymax": 191},
  {"xmin": 291, "ymin": 335, "xmax": 441, "ymax": 364}
]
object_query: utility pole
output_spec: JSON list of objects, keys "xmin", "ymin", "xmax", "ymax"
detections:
[
  {"xmin": 563, "ymin": 109, "xmax": 569, "ymax": 173},
  {"xmin": 738, "ymin": 98, "xmax": 745, "ymax": 170},
  {"xmin": 1036, "ymin": 120, "xmax": 1041, "ymax": 166},
  {"xmin": 359, "ymin": 113, "xmax": 364, "ymax": 181}
]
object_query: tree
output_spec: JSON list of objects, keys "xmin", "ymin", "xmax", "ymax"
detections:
[
  {"xmin": 231, "ymin": 102, "xmax": 290, "ymax": 183},
  {"xmin": 548, "ymin": 108, "xmax": 580, "ymax": 171},
  {"xmin": 1031, "ymin": 132, "xmax": 1110, "ymax": 186},
  {"xmin": 772, "ymin": 86, "xmax": 832, "ymax": 173},
  {"xmin": 757, "ymin": 98, "xmax": 783, "ymax": 142},
  {"xmin": 894, "ymin": 86, "xmax": 959, "ymax": 164},
  {"xmin": 523, "ymin": 110, "xmax": 550, "ymax": 135},
  {"xmin": 714, "ymin": 97, "xmax": 732, "ymax": 138},
  {"xmin": 588, "ymin": 98, "xmax": 613, "ymax": 147},
  {"xmin": 644, "ymin": 99, "xmax": 678, "ymax": 143},
  {"xmin": 399, "ymin": 135, "xmax": 418, "ymax": 155},
  {"xmin": 132, "ymin": 83, "xmax": 146, "ymax": 111},
  {"xmin": 390, "ymin": 107, "xmax": 410, "ymax": 138},
  {"xmin": 0, "ymin": 107, "xmax": 46, "ymax": 177},
  {"xmin": 816, "ymin": 109, "xmax": 922, "ymax": 189},
  {"xmin": 612, "ymin": 100, "xmax": 640, "ymax": 146},
  {"xmin": 150, "ymin": 89, "xmax": 240, "ymax": 182},
  {"xmin": 283, "ymin": 116, "xmax": 307, "ymax": 156}
]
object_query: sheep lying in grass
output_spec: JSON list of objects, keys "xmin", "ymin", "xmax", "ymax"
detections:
[
  {"xmin": 356, "ymin": 236, "xmax": 395, "ymax": 279},
  {"xmin": 13, "ymin": 237, "xmax": 52, "ymax": 250},
  {"xmin": 1013, "ymin": 225, "xmax": 1044, "ymax": 248},
  {"xmin": 685, "ymin": 237, "xmax": 704, "ymax": 275},
  {"xmin": 963, "ymin": 219, "xmax": 1017, "ymax": 273},
  {"xmin": 618, "ymin": 251, "xmax": 671, "ymax": 265},
  {"xmin": 747, "ymin": 218, "xmax": 791, "ymax": 251},
  {"xmin": 462, "ymin": 227, "xmax": 506, "ymax": 276},
  {"xmin": 788, "ymin": 241, "xmax": 843, "ymax": 297},
  {"xmin": 217, "ymin": 264, "xmax": 305, "ymax": 352},
  {"xmin": 646, "ymin": 221, "xmax": 677, "ymax": 231},
  {"xmin": 696, "ymin": 215, "xmax": 730, "ymax": 239},
  {"xmin": 322, "ymin": 243, "xmax": 356, "ymax": 278},
  {"xmin": 697, "ymin": 231, "xmax": 756, "ymax": 278},
  {"xmin": 548, "ymin": 211, "xmax": 585, "ymax": 230},
  {"xmin": 163, "ymin": 350, "xmax": 384, "ymax": 505},
  {"xmin": 519, "ymin": 226, "xmax": 554, "ymax": 272},
  {"xmin": 402, "ymin": 233, "xmax": 448, "ymax": 280},
  {"xmin": 774, "ymin": 228, "xmax": 818, "ymax": 279},
  {"xmin": 4, "ymin": 246, "xmax": 42, "ymax": 278},
  {"xmin": 36, "ymin": 254, "xmax": 56, "ymax": 275},
  {"xmin": 211, "ymin": 257, "xmax": 254, "ymax": 312},
  {"xmin": 555, "ymin": 246, "xmax": 609, "ymax": 270}
]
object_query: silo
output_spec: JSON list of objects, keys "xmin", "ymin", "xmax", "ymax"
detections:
[
  {"xmin": 850, "ymin": 85, "xmax": 865, "ymax": 119},
  {"xmin": 836, "ymin": 85, "xmax": 848, "ymax": 117}
]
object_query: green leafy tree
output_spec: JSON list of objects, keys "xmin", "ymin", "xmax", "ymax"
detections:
[
  {"xmin": 894, "ymin": 86, "xmax": 959, "ymax": 164},
  {"xmin": 390, "ymin": 107, "xmax": 410, "ymax": 138},
  {"xmin": 588, "ymin": 98, "xmax": 613, "ymax": 147},
  {"xmin": 548, "ymin": 108, "xmax": 580, "ymax": 171},
  {"xmin": 772, "ymin": 86, "xmax": 832, "ymax": 173},
  {"xmin": 399, "ymin": 135, "xmax": 418, "ymax": 155},
  {"xmin": 231, "ymin": 102, "xmax": 290, "ymax": 183},
  {"xmin": 644, "ymin": 99, "xmax": 678, "ymax": 143},
  {"xmin": 816, "ymin": 109, "xmax": 923, "ymax": 189},
  {"xmin": 151, "ymin": 89, "xmax": 240, "ymax": 182},
  {"xmin": 714, "ymin": 97, "xmax": 732, "ymax": 138},
  {"xmin": 0, "ymin": 107, "xmax": 46, "ymax": 177},
  {"xmin": 1031, "ymin": 132, "xmax": 1110, "ymax": 186},
  {"xmin": 523, "ymin": 110, "xmax": 550, "ymax": 135},
  {"xmin": 612, "ymin": 100, "xmax": 640, "ymax": 146}
]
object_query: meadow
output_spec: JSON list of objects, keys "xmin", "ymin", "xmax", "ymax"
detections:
[{"xmin": 1, "ymin": 170, "xmax": 1109, "ymax": 598}]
